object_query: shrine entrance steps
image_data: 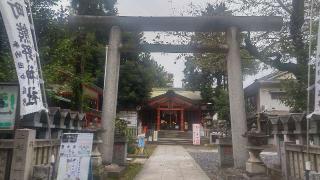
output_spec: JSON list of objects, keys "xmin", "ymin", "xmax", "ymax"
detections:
[{"xmin": 151, "ymin": 130, "xmax": 209, "ymax": 146}]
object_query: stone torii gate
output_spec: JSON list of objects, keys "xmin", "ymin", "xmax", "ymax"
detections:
[{"xmin": 70, "ymin": 16, "xmax": 282, "ymax": 168}]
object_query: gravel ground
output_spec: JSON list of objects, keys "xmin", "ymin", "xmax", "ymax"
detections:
[
  {"xmin": 185, "ymin": 146, "xmax": 278, "ymax": 180},
  {"xmin": 184, "ymin": 146, "xmax": 219, "ymax": 179}
]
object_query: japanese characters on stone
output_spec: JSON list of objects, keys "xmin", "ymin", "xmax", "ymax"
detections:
[{"xmin": 0, "ymin": 0, "xmax": 45, "ymax": 115}]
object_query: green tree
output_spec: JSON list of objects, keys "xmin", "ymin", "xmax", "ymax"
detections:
[
  {"xmin": 0, "ymin": 0, "xmax": 178, "ymax": 112},
  {"xmin": 0, "ymin": 0, "xmax": 61, "ymax": 81},
  {"xmin": 235, "ymin": 0, "xmax": 319, "ymax": 112},
  {"xmin": 117, "ymin": 55, "xmax": 173, "ymax": 109},
  {"xmin": 183, "ymin": 3, "xmax": 259, "ymax": 120},
  {"xmin": 118, "ymin": 33, "xmax": 173, "ymax": 109}
]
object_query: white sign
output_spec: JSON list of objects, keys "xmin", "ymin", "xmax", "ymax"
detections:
[
  {"xmin": 57, "ymin": 133, "xmax": 93, "ymax": 180},
  {"xmin": 0, "ymin": 0, "xmax": 44, "ymax": 115},
  {"xmin": 193, "ymin": 124, "xmax": 201, "ymax": 145},
  {"xmin": 314, "ymin": 21, "xmax": 320, "ymax": 114},
  {"xmin": 0, "ymin": 85, "xmax": 18, "ymax": 129},
  {"xmin": 153, "ymin": 131, "xmax": 158, "ymax": 141},
  {"xmin": 118, "ymin": 111, "xmax": 138, "ymax": 127}
]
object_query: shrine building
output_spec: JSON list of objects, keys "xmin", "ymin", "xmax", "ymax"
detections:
[{"xmin": 139, "ymin": 89, "xmax": 203, "ymax": 131}]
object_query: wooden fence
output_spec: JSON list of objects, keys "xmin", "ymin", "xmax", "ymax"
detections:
[
  {"xmin": 0, "ymin": 129, "xmax": 102, "ymax": 180},
  {"xmin": 0, "ymin": 140, "xmax": 13, "ymax": 180},
  {"xmin": 282, "ymin": 142, "xmax": 320, "ymax": 180},
  {"xmin": 126, "ymin": 127, "xmax": 138, "ymax": 138},
  {"xmin": 33, "ymin": 139, "xmax": 60, "ymax": 166},
  {"xmin": 0, "ymin": 138, "xmax": 60, "ymax": 180}
]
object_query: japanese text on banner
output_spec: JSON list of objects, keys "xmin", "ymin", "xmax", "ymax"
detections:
[{"xmin": 0, "ymin": 0, "xmax": 45, "ymax": 115}]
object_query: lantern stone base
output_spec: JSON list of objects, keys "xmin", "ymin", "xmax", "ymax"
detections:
[
  {"xmin": 246, "ymin": 161, "xmax": 266, "ymax": 174},
  {"xmin": 243, "ymin": 172, "xmax": 271, "ymax": 180}
]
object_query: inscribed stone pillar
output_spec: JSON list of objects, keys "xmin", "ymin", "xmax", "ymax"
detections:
[
  {"xmin": 101, "ymin": 26, "xmax": 121, "ymax": 164},
  {"xmin": 226, "ymin": 27, "xmax": 249, "ymax": 168},
  {"xmin": 10, "ymin": 129, "xmax": 36, "ymax": 180}
]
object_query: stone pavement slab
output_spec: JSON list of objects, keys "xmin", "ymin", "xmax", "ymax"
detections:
[{"xmin": 134, "ymin": 145, "xmax": 210, "ymax": 180}]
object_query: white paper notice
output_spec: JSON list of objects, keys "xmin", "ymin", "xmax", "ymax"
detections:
[{"xmin": 57, "ymin": 133, "xmax": 94, "ymax": 180}]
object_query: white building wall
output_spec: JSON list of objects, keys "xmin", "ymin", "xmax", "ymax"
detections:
[{"xmin": 259, "ymin": 87, "xmax": 290, "ymax": 111}]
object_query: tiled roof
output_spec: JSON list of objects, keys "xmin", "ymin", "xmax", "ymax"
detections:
[
  {"xmin": 151, "ymin": 88, "xmax": 202, "ymax": 100},
  {"xmin": 244, "ymin": 71, "xmax": 295, "ymax": 95},
  {"xmin": 257, "ymin": 71, "xmax": 295, "ymax": 82}
]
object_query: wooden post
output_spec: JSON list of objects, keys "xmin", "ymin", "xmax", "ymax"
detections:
[
  {"xmin": 197, "ymin": 110, "xmax": 201, "ymax": 124},
  {"xmin": 101, "ymin": 26, "xmax": 122, "ymax": 164},
  {"xmin": 157, "ymin": 109, "xmax": 160, "ymax": 131},
  {"xmin": 180, "ymin": 109, "xmax": 184, "ymax": 131},
  {"xmin": 10, "ymin": 129, "xmax": 36, "ymax": 180},
  {"xmin": 280, "ymin": 141, "xmax": 290, "ymax": 180}
]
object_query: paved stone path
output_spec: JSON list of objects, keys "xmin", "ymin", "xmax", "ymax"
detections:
[{"xmin": 134, "ymin": 145, "xmax": 211, "ymax": 180}]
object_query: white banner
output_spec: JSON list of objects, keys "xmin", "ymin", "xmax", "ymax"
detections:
[
  {"xmin": 314, "ymin": 21, "xmax": 320, "ymax": 113},
  {"xmin": 0, "ymin": 0, "xmax": 45, "ymax": 115}
]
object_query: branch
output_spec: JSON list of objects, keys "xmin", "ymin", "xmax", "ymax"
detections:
[
  {"xmin": 244, "ymin": 33, "xmax": 298, "ymax": 74},
  {"xmin": 276, "ymin": 0, "xmax": 292, "ymax": 14}
]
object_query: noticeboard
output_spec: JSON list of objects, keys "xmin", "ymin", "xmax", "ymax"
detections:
[
  {"xmin": 0, "ymin": 84, "xmax": 18, "ymax": 130},
  {"xmin": 118, "ymin": 111, "xmax": 138, "ymax": 127},
  {"xmin": 57, "ymin": 133, "xmax": 93, "ymax": 180}
]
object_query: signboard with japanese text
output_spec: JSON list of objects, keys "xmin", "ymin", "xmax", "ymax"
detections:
[
  {"xmin": 118, "ymin": 111, "xmax": 138, "ymax": 127},
  {"xmin": 193, "ymin": 124, "xmax": 201, "ymax": 145},
  {"xmin": 314, "ymin": 21, "xmax": 320, "ymax": 114},
  {"xmin": 0, "ymin": 84, "xmax": 18, "ymax": 129},
  {"xmin": 0, "ymin": 0, "xmax": 45, "ymax": 116},
  {"xmin": 57, "ymin": 133, "xmax": 93, "ymax": 180}
]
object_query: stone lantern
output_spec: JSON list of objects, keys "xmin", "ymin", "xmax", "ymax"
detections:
[{"xmin": 243, "ymin": 123, "xmax": 270, "ymax": 178}]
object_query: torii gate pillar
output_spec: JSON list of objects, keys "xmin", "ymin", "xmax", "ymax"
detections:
[
  {"xmin": 101, "ymin": 26, "xmax": 121, "ymax": 164},
  {"xmin": 226, "ymin": 27, "xmax": 249, "ymax": 168}
]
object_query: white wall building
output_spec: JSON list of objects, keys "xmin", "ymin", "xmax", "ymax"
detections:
[{"xmin": 244, "ymin": 71, "xmax": 295, "ymax": 115}]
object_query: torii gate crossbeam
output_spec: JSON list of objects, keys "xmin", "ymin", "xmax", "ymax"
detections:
[
  {"xmin": 71, "ymin": 16, "xmax": 283, "ymax": 168},
  {"xmin": 70, "ymin": 16, "xmax": 282, "ymax": 32}
]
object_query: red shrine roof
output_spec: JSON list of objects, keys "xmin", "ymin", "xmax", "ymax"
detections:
[{"xmin": 148, "ymin": 89, "xmax": 201, "ymax": 109}]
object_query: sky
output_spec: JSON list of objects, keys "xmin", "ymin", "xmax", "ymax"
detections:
[
  {"xmin": 116, "ymin": 0, "xmax": 273, "ymax": 88},
  {"xmin": 117, "ymin": 0, "xmax": 210, "ymax": 88},
  {"xmin": 58, "ymin": 0, "xmax": 273, "ymax": 88}
]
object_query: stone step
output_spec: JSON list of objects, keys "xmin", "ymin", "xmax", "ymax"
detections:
[
  {"xmin": 150, "ymin": 130, "xmax": 209, "ymax": 145},
  {"xmin": 158, "ymin": 130, "xmax": 193, "ymax": 139},
  {"xmin": 149, "ymin": 138, "xmax": 209, "ymax": 146}
]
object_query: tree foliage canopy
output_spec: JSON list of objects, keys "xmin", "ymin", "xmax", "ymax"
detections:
[
  {"xmin": 231, "ymin": 0, "xmax": 319, "ymax": 112},
  {"xmin": 182, "ymin": 3, "xmax": 259, "ymax": 120},
  {"xmin": 0, "ymin": 0, "xmax": 172, "ymax": 111}
]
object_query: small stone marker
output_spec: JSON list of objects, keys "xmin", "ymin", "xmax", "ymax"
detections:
[{"xmin": 216, "ymin": 137, "xmax": 234, "ymax": 167}]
